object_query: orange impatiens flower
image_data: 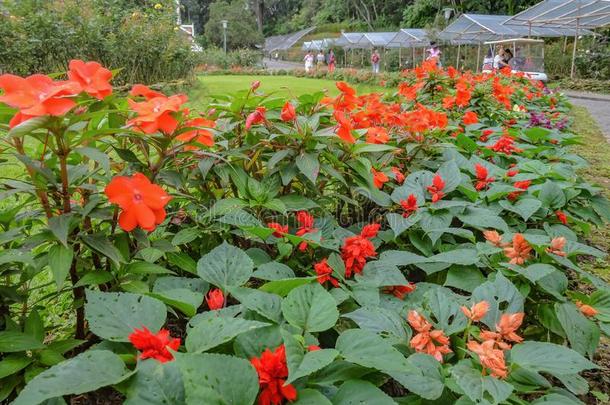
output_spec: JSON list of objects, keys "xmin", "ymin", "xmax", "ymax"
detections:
[
  {"xmin": 398, "ymin": 81, "xmax": 423, "ymax": 101},
  {"xmin": 245, "ymin": 106, "xmax": 267, "ymax": 130},
  {"xmin": 334, "ymin": 110, "xmax": 355, "ymax": 143},
  {"xmin": 407, "ymin": 310, "xmax": 452, "ymax": 362},
  {"xmin": 546, "ymin": 236, "xmax": 566, "ymax": 257},
  {"xmin": 105, "ymin": 172, "xmax": 172, "ymax": 232},
  {"xmin": 0, "ymin": 73, "xmax": 81, "ymax": 127},
  {"xmin": 130, "ymin": 84, "xmax": 165, "ymax": 100},
  {"xmin": 503, "ymin": 233, "xmax": 532, "ymax": 265},
  {"xmin": 483, "ymin": 230, "xmax": 504, "ymax": 247},
  {"xmin": 467, "ymin": 340, "xmax": 508, "ymax": 379},
  {"xmin": 280, "ymin": 101, "xmax": 296, "ymax": 122},
  {"xmin": 366, "ymin": 127, "xmax": 389, "ymax": 144},
  {"xmin": 427, "ymin": 175, "xmax": 445, "ymax": 203},
  {"xmin": 384, "ymin": 283, "xmax": 416, "ymax": 299},
  {"xmin": 576, "ymin": 301, "xmax": 598, "ymax": 318},
  {"xmin": 68, "ymin": 59, "xmax": 112, "ymax": 100},
  {"xmin": 461, "ymin": 301, "xmax": 490, "ymax": 322},
  {"xmin": 176, "ymin": 117, "xmax": 215, "ymax": 149},
  {"xmin": 463, "ymin": 111, "xmax": 479, "ymax": 125},
  {"xmin": 372, "ymin": 168, "xmax": 389, "ymax": 189},
  {"xmin": 127, "ymin": 93, "xmax": 187, "ymax": 134}
]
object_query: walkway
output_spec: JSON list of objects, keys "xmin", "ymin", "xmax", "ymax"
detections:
[
  {"xmin": 564, "ymin": 91, "xmax": 610, "ymax": 141},
  {"xmin": 263, "ymin": 58, "xmax": 302, "ymax": 71}
]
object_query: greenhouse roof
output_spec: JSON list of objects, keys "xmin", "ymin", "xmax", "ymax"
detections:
[
  {"xmin": 264, "ymin": 26, "xmax": 316, "ymax": 52},
  {"xmin": 335, "ymin": 33, "xmax": 366, "ymax": 48},
  {"xmin": 505, "ymin": 0, "xmax": 610, "ymax": 29},
  {"xmin": 388, "ymin": 29, "xmax": 429, "ymax": 47}
]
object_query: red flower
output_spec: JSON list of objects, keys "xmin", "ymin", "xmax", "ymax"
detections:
[
  {"xmin": 295, "ymin": 211, "xmax": 316, "ymax": 251},
  {"xmin": 555, "ymin": 210, "xmax": 568, "ymax": 225},
  {"xmin": 251, "ymin": 80, "xmax": 261, "ymax": 91},
  {"xmin": 104, "ymin": 173, "xmax": 172, "ymax": 232},
  {"xmin": 463, "ymin": 111, "xmax": 479, "ymax": 125},
  {"xmin": 314, "ymin": 258, "xmax": 339, "ymax": 287},
  {"xmin": 250, "ymin": 345, "xmax": 297, "ymax": 405},
  {"xmin": 427, "ymin": 175, "xmax": 445, "ymax": 203},
  {"xmin": 246, "ymin": 107, "xmax": 267, "ymax": 130},
  {"xmin": 474, "ymin": 164, "xmax": 495, "ymax": 191},
  {"xmin": 127, "ymin": 94, "xmax": 187, "ymax": 134},
  {"xmin": 398, "ymin": 81, "xmax": 423, "ymax": 101},
  {"xmin": 0, "ymin": 73, "xmax": 81, "ymax": 128},
  {"xmin": 384, "ymin": 283, "xmax": 416, "ymax": 299},
  {"xmin": 366, "ymin": 127, "xmax": 389, "ymax": 144},
  {"xmin": 307, "ymin": 345, "xmax": 321, "ymax": 351},
  {"xmin": 507, "ymin": 180, "xmax": 531, "ymax": 201},
  {"xmin": 280, "ymin": 102, "xmax": 296, "ymax": 122},
  {"xmin": 372, "ymin": 168, "xmax": 389, "ymax": 189},
  {"xmin": 268, "ymin": 222, "xmax": 288, "ymax": 238},
  {"xmin": 506, "ymin": 168, "xmax": 518, "ymax": 177},
  {"xmin": 334, "ymin": 110, "xmax": 355, "ymax": 143},
  {"xmin": 176, "ymin": 117, "xmax": 215, "ymax": 149},
  {"xmin": 391, "ymin": 167, "xmax": 405, "ymax": 184},
  {"xmin": 400, "ymin": 194, "xmax": 418, "ymax": 217},
  {"xmin": 480, "ymin": 129, "xmax": 493, "ymax": 142},
  {"xmin": 130, "ymin": 84, "xmax": 165, "ymax": 100},
  {"xmin": 68, "ymin": 59, "xmax": 112, "ymax": 100},
  {"xmin": 489, "ymin": 135, "xmax": 522, "ymax": 155},
  {"xmin": 341, "ymin": 224, "xmax": 379, "ymax": 278},
  {"xmin": 129, "ymin": 327, "xmax": 180, "ymax": 363},
  {"xmin": 206, "ymin": 288, "xmax": 225, "ymax": 310}
]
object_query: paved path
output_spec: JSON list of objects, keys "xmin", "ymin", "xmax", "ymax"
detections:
[
  {"xmin": 563, "ymin": 91, "xmax": 610, "ymax": 141},
  {"xmin": 263, "ymin": 58, "xmax": 302, "ymax": 70}
]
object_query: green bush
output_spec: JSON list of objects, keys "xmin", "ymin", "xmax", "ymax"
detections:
[
  {"xmin": 0, "ymin": 0, "xmax": 197, "ymax": 85},
  {"xmin": 196, "ymin": 47, "xmax": 263, "ymax": 70}
]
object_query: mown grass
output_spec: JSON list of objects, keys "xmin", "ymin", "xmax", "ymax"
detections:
[{"xmin": 571, "ymin": 105, "xmax": 610, "ymax": 281}]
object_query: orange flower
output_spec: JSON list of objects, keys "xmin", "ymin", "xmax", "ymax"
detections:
[
  {"xmin": 483, "ymin": 230, "xmax": 504, "ymax": 247},
  {"xmin": 503, "ymin": 233, "xmax": 532, "ymax": 265},
  {"xmin": 130, "ymin": 84, "xmax": 165, "ymax": 100},
  {"xmin": 507, "ymin": 180, "xmax": 531, "ymax": 201},
  {"xmin": 280, "ymin": 101, "xmax": 296, "ymax": 122},
  {"xmin": 398, "ymin": 81, "xmax": 423, "ymax": 101},
  {"xmin": 546, "ymin": 237, "xmax": 566, "ymax": 257},
  {"xmin": 467, "ymin": 340, "xmax": 508, "ymax": 379},
  {"xmin": 267, "ymin": 222, "xmax": 288, "ymax": 238},
  {"xmin": 372, "ymin": 168, "xmax": 389, "ymax": 189},
  {"xmin": 391, "ymin": 167, "xmax": 405, "ymax": 184},
  {"xmin": 461, "ymin": 301, "xmax": 490, "ymax": 322},
  {"xmin": 334, "ymin": 110, "xmax": 355, "ymax": 143},
  {"xmin": 67, "ymin": 59, "xmax": 112, "ymax": 100},
  {"xmin": 0, "ymin": 73, "xmax": 81, "ymax": 128},
  {"xmin": 384, "ymin": 283, "xmax": 416, "ymax": 299},
  {"xmin": 463, "ymin": 111, "xmax": 479, "ymax": 125},
  {"xmin": 407, "ymin": 311, "xmax": 452, "ymax": 362},
  {"xmin": 366, "ymin": 127, "xmax": 389, "ymax": 144},
  {"xmin": 176, "ymin": 117, "xmax": 215, "ymax": 149},
  {"xmin": 495, "ymin": 313, "xmax": 524, "ymax": 345},
  {"xmin": 576, "ymin": 301, "xmax": 598, "ymax": 318},
  {"xmin": 245, "ymin": 106, "xmax": 267, "ymax": 130},
  {"xmin": 127, "ymin": 94, "xmax": 187, "ymax": 134}
]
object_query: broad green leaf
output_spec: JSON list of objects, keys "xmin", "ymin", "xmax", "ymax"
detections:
[
  {"xmin": 332, "ymin": 379, "xmax": 396, "ymax": 405},
  {"xmin": 472, "ymin": 273, "xmax": 524, "ymax": 329},
  {"xmin": 85, "ymin": 290, "xmax": 167, "ymax": 342},
  {"xmin": 292, "ymin": 388, "xmax": 332, "ymax": 405},
  {"xmin": 386, "ymin": 213, "xmax": 419, "ymax": 238},
  {"xmin": 282, "ymin": 283, "xmax": 339, "ymax": 332},
  {"xmin": 0, "ymin": 331, "xmax": 44, "ymax": 352},
  {"xmin": 8, "ymin": 116, "xmax": 50, "ymax": 138},
  {"xmin": 287, "ymin": 349, "xmax": 339, "ymax": 384},
  {"xmin": 125, "ymin": 261, "xmax": 174, "ymax": 275},
  {"xmin": 427, "ymin": 249, "xmax": 479, "ymax": 266},
  {"xmin": 229, "ymin": 287, "xmax": 282, "ymax": 323},
  {"xmin": 259, "ymin": 277, "xmax": 315, "ymax": 296},
  {"xmin": 296, "ymin": 152, "xmax": 320, "ymax": 183},
  {"xmin": 197, "ymin": 242, "xmax": 253, "ymax": 289},
  {"xmin": 499, "ymin": 198, "xmax": 542, "ymax": 221},
  {"xmin": 175, "ymin": 353, "xmax": 258, "ymax": 405},
  {"xmin": 532, "ymin": 393, "xmax": 583, "ymax": 404},
  {"xmin": 81, "ymin": 234, "xmax": 124, "ymax": 267},
  {"xmin": 167, "ymin": 252, "xmax": 197, "ymax": 275},
  {"xmin": 511, "ymin": 341, "xmax": 597, "ymax": 376},
  {"xmin": 74, "ymin": 271, "xmax": 113, "ymax": 287},
  {"xmin": 437, "ymin": 160, "xmax": 462, "ymax": 193},
  {"xmin": 519, "ymin": 263, "xmax": 557, "ymax": 283},
  {"xmin": 278, "ymin": 195, "xmax": 318, "ymax": 211},
  {"xmin": 379, "ymin": 250, "xmax": 427, "ymax": 267},
  {"xmin": 444, "ymin": 266, "xmax": 486, "ymax": 293},
  {"xmin": 185, "ymin": 316, "xmax": 269, "ymax": 353},
  {"xmin": 343, "ymin": 307, "xmax": 409, "ymax": 344},
  {"xmin": 538, "ymin": 181, "xmax": 566, "ymax": 209},
  {"xmin": 125, "ymin": 360, "xmax": 185, "ymax": 405},
  {"xmin": 253, "ymin": 262, "xmax": 296, "ymax": 280},
  {"xmin": 48, "ymin": 214, "xmax": 72, "ymax": 247},
  {"xmin": 389, "ymin": 353, "xmax": 444, "ymax": 401},
  {"xmin": 451, "ymin": 360, "xmax": 513, "ymax": 405},
  {"xmin": 458, "ymin": 207, "xmax": 508, "ymax": 232},
  {"xmin": 555, "ymin": 302, "xmax": 599, "ymax": 359},
  {"xmin": 234, "ymin": 325, "xmax": 283, "ymax": 359},
  {"xmin": 336, "ymin": 329, "xmax": 409, "ymax": 373},
  {"xmin": 13, "ymin": 350, "xmax": 130, "ymax": 405},
  {"xmin": 425, "ymin": 287, "xmax": 468, "ymax": 335},
  {"xmin": 0, "ymin": 355, "xmax": 33, "ymax": 379},
  {"xmin": 355, "ymin": 260, "xmax": 408, "ymax": 287},
  {"xmin": 171, "ymin": 228, "xmax": 200, "ymax": 246}
]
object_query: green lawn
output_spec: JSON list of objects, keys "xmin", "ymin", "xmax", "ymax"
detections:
[{"xmin": 191, "ymin": 75, "xmax": 383, "ymax": 105}]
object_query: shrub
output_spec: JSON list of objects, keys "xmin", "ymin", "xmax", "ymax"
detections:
[
  {"xmin": 196, "ymin": 47, "xmax": 263, "ymax": 70},
  {"xmin": 0, "ymin": 60, "xmax": 609, "ymax": 404},
  {"xmin": 0, "ymin": 0, "xmax": 196, "ymax": 85}
]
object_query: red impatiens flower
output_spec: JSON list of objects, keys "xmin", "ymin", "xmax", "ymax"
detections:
[
  {"xmin": 176, "ymin": 117, "xmax": 215, "ymax": 149},
  {"xmin": 474, "ymin": 164, "xmax": 495, "ymax": 191},
  {"xmin": 0, "ymin": 73, "xmax": 81, "ymax": 128},
  {"xmin": 463, "ymin": 111, "xmax": 479, "ymax": 125},
  {"xmin": 313, "ymin": 258, "xmax": 339, "ymax": 287},
  {"xmin": 128, "ymin": 327, "xmax": 180, "ymax": 363},
  {"xmin": 407, "ymin": 310, "xmax": 452, "ymax": 362},
  {"xmin": 555, "ymin": 210, "xmax": 568, "ymax": 225},
  {"xmin": 104, "ymin": 172, "xmax": 172, "ymax": 232},
  {"xmin": 366, "ymin": 127, "xmax": 389, "ymax": 144},
  {"xmin": 341, "ymin": 224, "xmax": 379, "ymax": 278},
  {"xmin": 130, "ymin": 84, "xmax": 165, "ymax": 100},
  {"xmin": 400, "ymin": 194, "xmax": 418, "ymax": 217},
  {"xmin": 333, "ymin": 110, "xmax": 355, "ymax": 143},
  {"xmin": 507, "ymin": 180, "xmax": 531, "ymax": 201},
  {"xmin": 295, "ymin": 211, "xmax": 317, "ymax": 251},
  {"xmin": 371, "ymin": 168, "xmax": 389, "ymax": 189},
  {"xmin": 384, "ymin": 283, "xmax": 416, "ymax": 299},
  {"xmin": 67, "ymin": 59, "xmax": 112, "ymax": 100},
  {"xmin": 427, "ymin": 175, "xmax": 445, "ymax": 203},
  {"xmin": 391, "ymin": 167, "xmax": 405, "ymax": 184},
  {"xmin": 250, "ymin": 345, "xmax": 297, "ymax": 405},
  {"xmin": 127, "ymin": 93, "xmax": 187, "ymax": 134},
  {"xmin": 280, "ymin": 102, "xmax": 296, "ymax": 122},
  {"xmin": 268, "ymin": 222, "xmax": 288, "ymax": 238},
  {"xmin": 206, "ymin": 288, "xmax": 225, "ymax": 310},
  {"xmin": 246, "ymin": 107, "xmax": 267, "ymax": 130}
]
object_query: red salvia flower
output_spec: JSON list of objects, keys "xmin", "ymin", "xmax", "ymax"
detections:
[
  {"xmin": 489, "ymin": 135, "xmax": 522, "ymax": 155},
  {"xmin": 206, "ymin": 288, "xmax": 225, "ymax": 310},
  {"xmin": 474, "ymin": 164, "xmax": 495, "ymax": 191},
  {"xmin": 341, "ymin": 224, "xmax": 379, "ymax": 278},
  {"xmin": 68, "ymin": 59, "xmax": 112, "ymax": 100},
  {"xmin": 129, "ymin": 327, "xmax": 180, "ymax": 363},
  {"xmin": 555, "ymin": 210, "xmax": 568, "ymax": 225},
  {"xmin": 480, "ymin": 129, "xmax": 493, "ymax": 142},
  {"xmin": 104, "ymin": 173, "xmax": 172, "ymax": 232},
  {"xmin": 507, "ymin": 180, "xmax": 531, "ymax": 201},
  {"xmin": 427, "ymin": 175, "xmax": 445, "ymax": 203},
  {"xmin": 314, "ymin": 258, "xmax": 339, "ymax": 287},
  {"xmin": 268, "ymin": 222, "xmax": 288, "ymax": 238},
  {"xmin": 400, "ymin": 194, "xmax": 418, "ymax": 217},
  {"xmin": 295, "ymin": 211, "xmax": 316, "ymax": 251},
  {"xmin": 280, "ymin": 102, "xmax": 296, "ymax": 122},
  {"xmin": 250, "ymin": 345, "xmax": 297, "ymax": 405},
  {"xmin": 245, "ymin": 106, "xmax": 267, "ymax": 130}
]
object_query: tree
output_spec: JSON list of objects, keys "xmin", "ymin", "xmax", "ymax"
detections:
[{"xmin": 204, "ymin": 0, "xmax": 263, "ymax": 49}]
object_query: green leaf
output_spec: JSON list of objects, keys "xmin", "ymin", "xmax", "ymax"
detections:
[
  {"xmin": 74, "ymin": 271, "xmax": 113, "ymax": 287},
  {"xmin": 389, "ymin": 353, "xmax": 444, "ymax": 401},
  {"xmin": 24, "ymin": 310, "xmax": 44, "ymax": 342},
  {"xmin": 207, "ymin": 198, "xmax": 248, "ymax": 218},
  {"xmin": 524, "ymin": 127, "xmax": 551, "ymax": 142},
  {"xmin": 48, "ymin": 214, "xmax": 72, "ymax": 247},
  {"xmin": 472, "ymin": 273, "xmax": 524, "ymax": 329},
  {"xmin": 0, "ymin": 331, "xmax": 45, "ymax": 352},
  {"xmin": 444, "ymin": 266, "xmax": 486, "ymax": 293},
  {"xmin": 386, "ymin": 213, "xmax": 419, "ymax": 238},
  {"xmin": 532, "ymin": 393, "xmax": 583, "ymax": 404},
  {"xmin": 458, "ymin": 207, "xmax": 508, "ymax": 232},
  {"xmin": 167, "ymin": 252, "xmax": 197, "ymax": 275},
  {"xmin": 185, "ymin": 317, "xmax": 269, "ymax": 353},
  {"xmin": 0, "ymin": 355, "xmax": 33, "ymax": 379},
  {"xmin": 511, "ymin": 341, "xmax": 598, "ymax": 375},
  {"xmin": 437, "ymin": 160, "xmax": 462, "ymax": 193},
  {"xmin": 355, "ymin": 260, "xmax": 408, "ymax": 287},
  {"xmin": 292, "ymin": 389, "xmax": 332, "ymax": 405},
  {"xmin": 253, "ymin": 262, "xmax": 295, "ymax": 280},
  {"xmin": 260, "ymin": 277, "xmax": 315, "ymax": 296},
  {"xmin": 229, "ymin": 287, "xmax": 282, "ymax": 323},
  {"xmin": 296, "ymin": 152, "xmax": 320, "ymax": 183},
  {"xmin": 124, "ymin": 360, "xmax": 185, "ymax": 405},
  {"xmin": 13, "ymin": 350, "xmax": 130, "ymax": 405},
  {"xmin": 519, "ymin": 263, "xmax": 557, "ymax": 283},
  {"xmin": 278, "ymin": 195, "xmax": 319, "ymax": 211},
  {"xmin": 539, "ymin": 181, "xmax": 566, "ymax": 209},
  {"xmin": 282, "ymin": 283, "xmax": 339, "ymax": 332},
  {"xmin": 174, "ymin": 353, "xmax": 258, "ymax": 405},
  {"xmin": 197, "ymin": 242, "xmax": 253, "ymax": 289},
  {"xmin": 555, "ymin": 302, "xmax": 599, "ymax": 359},
  {"xmin": 451, "ymin": 360, "xmax": 514, "ymax": 405},
  {"xmin": 332, "ymin": 379, "xmax": 396, "ymax": 405},
  {"xmin": 336, "ymin": 329, "xmax": 409, "ymax": 373},
  {"xmin": 8, "ymin": 116, "xmax": 50, "ymax": 138},
  {"xmin": 425, "ymin": 287, "xmax": 468, "ymax": 335},
  {"xmin": 150, "ymin": 277, "xmax": 206, "ymax": 317},
  {"xmin": 427, "ymin": 249, "xmax": 479, "ymax": 266},
  {"xmin": 343, "ymin": 307, "xmax": 409, "ymax": 344},
  {"xmin": 81, "ymin": 234, "xmax": 124, "ymax": 267},
  {"xmin": 125, "ymin": 261, "xmax": 174, "ymax": 275},
  {"xmin": 287, "ymin": 349, "xmax": 339, "ymax": 384},
  {"xmin": 499, "ymin": 198, "xmax": 542, "ymax": 221},
  {"xmin": 85, "ymin": 290, "xmax": 167, "ymax": 342},
  {"xmin": 171, "ymin": 228, "xmax": 200, "ymax": 246}
]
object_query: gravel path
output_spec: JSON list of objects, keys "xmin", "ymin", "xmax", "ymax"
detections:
[
  {"xmin": 563, "ymin": 91, "xmax": 610, "ymax": 142},
  {"xmin": 263, "ymin": 57, "xmax": 302, "ymax": 70}
]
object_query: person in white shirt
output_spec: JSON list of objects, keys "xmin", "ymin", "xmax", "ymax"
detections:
[
  {"xmin": 316, "ymin": 51, "xmax": 325, "ymax": 69},
  {"xmin": 304, "ymin": 51, "xmax": 314, "ymax": 72}
]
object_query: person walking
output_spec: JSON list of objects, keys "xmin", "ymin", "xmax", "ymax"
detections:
[
  {"xmin": 426, "ymin": 41, "xmax": 442, "ymax": 67},
  {"xmin": 316, "ymin": 50, "xmax": 325, "ymax": 70},
  {"xmin": 371, "ymin": 49, "xmax": 381, "ymax": 74},
  {"xmin": 327, "ymin": 49, "xmax": 336, "ymax": 73},
  {"xmin": 304, "ymin": 51, "xmax": 314, "ymax": 73}
]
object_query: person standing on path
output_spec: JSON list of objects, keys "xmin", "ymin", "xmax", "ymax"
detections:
[
  {"xmin": 304, "ymin": 51, "xmax": 314, "ymax": 73},
  {"xmin": 327, "ymin": 49, "xmax": 336, "ymax": 73},
  {"xmin": 316, "ymin": 50, "xmax": 326, "ymax": 70},
  {"xmin": 371, "ymin": 49, "xmax": 381, "ymax": 74}
]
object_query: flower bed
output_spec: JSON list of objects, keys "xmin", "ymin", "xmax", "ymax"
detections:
[{"xmin": 1, "ymin": 60, "xmax": 609, "ymax": 404}]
